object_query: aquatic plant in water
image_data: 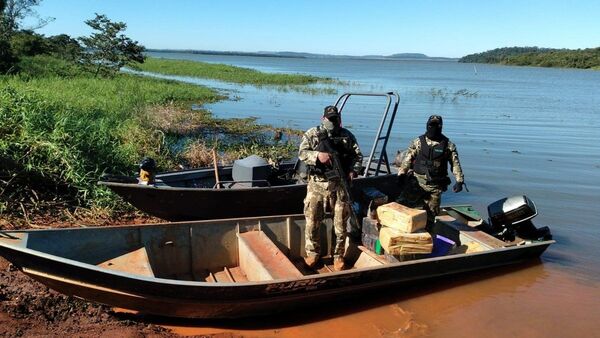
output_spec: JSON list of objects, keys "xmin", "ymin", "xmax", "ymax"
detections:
[{"xmin": 429, "ymin": 87, "xmax": 479, "ymax": 103}]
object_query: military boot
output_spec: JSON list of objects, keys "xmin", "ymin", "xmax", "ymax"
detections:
[{"xmin": 333, "ymin": 257, "xmax": 346, "ymax": 271}]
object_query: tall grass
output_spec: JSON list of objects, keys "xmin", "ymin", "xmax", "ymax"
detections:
[
  {"xmin": 0, "ymin": 74, "xmax": 219, "ymax": 213},
  {"xmin": 0, "ymin": 56, "xmax": 301, "ymax": 219}
]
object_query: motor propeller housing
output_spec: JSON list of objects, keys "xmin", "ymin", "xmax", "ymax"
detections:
[
  {"xmin": 487, "ymin": 195, "xmax": 551, "ymax": 241},
  {"xmin": 488, "ymin": 195, "xmax": 537, "ymax": 229}
]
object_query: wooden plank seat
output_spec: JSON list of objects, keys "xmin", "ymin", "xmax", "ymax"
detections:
[{"xmin": 237, "ymin": 231, "xmax": 303, "ymax": 281}]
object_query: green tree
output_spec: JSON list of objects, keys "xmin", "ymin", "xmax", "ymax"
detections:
[
  {"xmin": 0, "ymin": 39, "xmax": 17, "ymax": 73},
  {"xmin": 10, "ymin": 29, "xmax": 47, "ymax": 56},
  {"xmin": 459, "ymin": 46, "xmax": 600, "ymax": 69},
  {"xmin": 0, "ymin": 0, "xmax": 18, "ymax": 73},
  {"xmin": 2, "ymin": 0, "xmax": 53, "ymax": 33},
  {"xmin": 79, "ymin": 13, "xmax": 145, "ymax": 77},
  {"xmin": 1, "ymin": 0, "xmax": 54, "ymax": 73},
  {"xmin": 47, "ymin": 33, "xmax": 82, "ymax": 61}
]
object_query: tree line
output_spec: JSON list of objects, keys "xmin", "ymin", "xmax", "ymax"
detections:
[
  {"xmin": 459, "ymin": 46, "xmax": 600, "ymax": 69},
  {"xmin": 0, "ymin": 0, "xmax": 145, "ymax": 76}
]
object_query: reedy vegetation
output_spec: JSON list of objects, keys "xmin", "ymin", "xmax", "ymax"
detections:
[
  {"xmin": 1, "ymin": 9, "xmax": 321, "ymax": 221},
  {"xmin": 139, "ymin": 57, "xmax": 325, "ymax": 85},
  {"xmin": 0, "ymin": 55, "xmax": 302, "ymax": 220},
  {"xmin": 138, "ymin": 57, "xmax": 340, "ymax": 95}
]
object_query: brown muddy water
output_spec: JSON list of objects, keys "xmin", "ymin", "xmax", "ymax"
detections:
[
  {"xmin": 145, "ymin": 53, "xmax": 600, "ymax": 336},
  {"xmin": 145, "ymin": 264, "xmax": 597, "ymax": 338}
]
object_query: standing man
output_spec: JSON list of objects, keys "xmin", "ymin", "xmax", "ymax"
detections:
[
  {"xmin": 397, "ymin": 115, "xmax": 464, "ymax": 228},
  {"xmin": 299, "ymin": 105, "xmax": 363, "ymax": 271}
]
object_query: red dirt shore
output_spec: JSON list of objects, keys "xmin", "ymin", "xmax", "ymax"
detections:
[{"xmin": 0, "ymin": 214, "xmax": 189, "ymax": 338}]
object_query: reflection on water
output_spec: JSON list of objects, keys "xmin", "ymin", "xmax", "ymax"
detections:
[
  {"xmin": 140, "ymin": 262, "xmax": 598, "ymax": 337},
  {"xmin": 420, "ymin": 266, "xmax": 600, "ymax": 338},
  {"xmin": 141, "ymin": 52, "xmax": 600, "ymax": 336}
]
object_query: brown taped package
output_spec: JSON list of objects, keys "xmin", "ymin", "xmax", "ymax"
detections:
[
  {"xmin": 376, "ymin": 202, "xmax": 427, "ymax": 233},
  {"xmin": 379, "ymin": 227, "xmax": 433, "ymax": 255}
]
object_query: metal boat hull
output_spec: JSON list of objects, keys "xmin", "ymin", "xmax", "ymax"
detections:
[
  {"xmin": 0, "ymin": 214, "xmax": 553, "ymax": 318},
  {"xmin": 101, "ymin": 172, "xmax": 400, "ymax": 221}
]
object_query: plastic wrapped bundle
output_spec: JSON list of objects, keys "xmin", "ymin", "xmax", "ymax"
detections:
[
  {"xmin": 379, "ymin": 227, "xmax": 433, "ymax": 255},
  {"xmin": 376, "ymin": 202, "xmax": 427, "ymax": 233}
]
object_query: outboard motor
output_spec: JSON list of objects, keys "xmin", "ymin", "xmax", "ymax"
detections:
[
  {"xmin": 232, "ymin": 155, "xmax": 272, "ymax": 187},
  {"xmin": 487, "ymin": 195, "xmax": 552, "ymax": 242}
]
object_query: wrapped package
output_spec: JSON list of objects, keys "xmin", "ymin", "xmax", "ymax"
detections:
[
  {"xmin": 379, "ymin": 227, "xmax": 433, "ymax": 255},
  {"xmin": 376, "ymin": 202, "xmax": 427, "ymax": 233}
]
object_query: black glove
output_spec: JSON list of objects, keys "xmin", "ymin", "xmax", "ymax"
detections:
[{"xmin": 453, "ymin": 182, "xmax": 463, "ymax": 193}]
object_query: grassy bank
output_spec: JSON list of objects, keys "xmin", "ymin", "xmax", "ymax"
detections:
[
  {"xmin": 0, "ymin": 56, "xmax": 301, "ymax": 222},
  {"xmin": 139, "ymin": 57, "xmax": 327, "ymax": 85},
  {"xmin": 138, "ymin": 57, "xmax": 340, "ymax": 94}
]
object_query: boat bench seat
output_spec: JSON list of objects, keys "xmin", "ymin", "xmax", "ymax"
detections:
[{"xmin": 237, "ymin": 231, "xmax": 303, "ymax": 281}]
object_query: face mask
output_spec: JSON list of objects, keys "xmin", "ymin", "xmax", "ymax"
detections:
[
  {"xmin": 426, "ymin": 122, "xmax": 442, "ymax": 140},
  {"xmin": 322, "ymin": 118, "xmax": 340, "ymax": 133}
]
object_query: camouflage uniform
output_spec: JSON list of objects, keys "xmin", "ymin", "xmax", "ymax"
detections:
[
  {"xmin": 397, "ymin": 136, "xmax": 464, "ymax": 225},
  {"xmin": 299, "ymin": 126, "xmax": 362, "ymax": 259}
]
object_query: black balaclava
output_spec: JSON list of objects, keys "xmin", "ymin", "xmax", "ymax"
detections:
[{"xmin": 425, "ymin": 115, "xmax": 443, "ymax": 141}]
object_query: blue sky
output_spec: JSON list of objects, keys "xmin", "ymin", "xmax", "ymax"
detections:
[{"xmin": 29, "ymin": 0, "xmax": 600, "ymax": 58}]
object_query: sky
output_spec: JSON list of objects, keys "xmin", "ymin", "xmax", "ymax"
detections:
[{"xmin": 26, "ymin": 0, "xmax": 600, "ymax": 58}]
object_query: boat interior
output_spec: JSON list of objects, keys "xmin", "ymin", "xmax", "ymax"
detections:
[
  {"xmin": 103, "ymin": 153, "xmax": 397, "ymax": 190},
  {"xmin": 155, "ymin": 161, "xmax": 299, "ymax": 189},
  {"xmin": 0, "ymin": 209, "xmax": 520, "ymax": 284}
]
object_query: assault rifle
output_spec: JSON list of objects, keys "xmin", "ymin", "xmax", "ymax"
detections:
[{"xmin": 316, "ymin": 129, "xmax": 362, "ymax": 240}]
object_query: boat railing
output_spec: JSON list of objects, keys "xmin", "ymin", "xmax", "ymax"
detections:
[{"xmin": 335, "ymin": 92, "xmax": 400, "ymax": 177}]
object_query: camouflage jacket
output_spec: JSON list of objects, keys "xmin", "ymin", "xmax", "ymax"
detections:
[
  {"xmin": 299, "ymin": 126, "xmax": 363, "ymax": 182},
  {"xmin": 398, "ymin": 135, "xmax": 464, "ymax": 184}
]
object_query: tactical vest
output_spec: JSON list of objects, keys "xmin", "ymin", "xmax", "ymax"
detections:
[{"xmin": 413, "ymin": 134, "xmax": 449, "ymax": 183}]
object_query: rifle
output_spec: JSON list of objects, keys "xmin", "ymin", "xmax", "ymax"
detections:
[{"xmin": 316, "ymin": 129, "xmax": 362, "ymax": 240}]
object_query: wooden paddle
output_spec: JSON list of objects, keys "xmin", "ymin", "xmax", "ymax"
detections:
[{"xmin": 212, "ymin": 148, "xmax": 221, "ymax": 189}]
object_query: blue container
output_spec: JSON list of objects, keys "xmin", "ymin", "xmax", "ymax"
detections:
[{"xmin": 429, "ymin": 235, "xmax": 456, "ymax": 257}]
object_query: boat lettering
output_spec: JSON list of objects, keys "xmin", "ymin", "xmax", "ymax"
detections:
[{"xmin": 265, "ymin": 279, "xmax": 327, "ymax": 294}]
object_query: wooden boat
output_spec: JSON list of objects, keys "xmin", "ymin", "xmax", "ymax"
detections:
[
  {"xmin": 0, "ymin": 206, "xmax": 554, "ymax": 319},
  {"xmin": 99, "ymin": 92, "xmax": 401, "ymax": 221}
]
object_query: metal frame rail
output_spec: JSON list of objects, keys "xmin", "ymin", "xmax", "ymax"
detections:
[{"xmin": 334, "ymin": 92, "xmax": 400, "ymax": 177}]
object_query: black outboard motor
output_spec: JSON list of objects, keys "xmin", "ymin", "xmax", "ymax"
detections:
[{"xmin": 487, "ymin": 195, "xmax": 552, "ymax": 242}]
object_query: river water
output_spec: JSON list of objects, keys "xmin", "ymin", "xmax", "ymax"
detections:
[{"xmin": 147, "ymin": 52, "xmax": 600, "ymax": 337}]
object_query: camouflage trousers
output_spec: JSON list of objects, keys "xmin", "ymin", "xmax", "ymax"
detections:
[
  {"xmin": 396, "ymin": 175, "xmax": 443, "ymax": 227},
  {"xmin": 304, "ymin": 179, "xmax": 349, "ymax": 259}
]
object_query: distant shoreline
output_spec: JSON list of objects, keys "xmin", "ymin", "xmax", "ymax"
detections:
[
  {"xmin": 459, "ymin": 46, "xmax": 600, "ymax": 70},
  {"xmin": 146, "ymin": 49, "xmax": 459, "ymax": 62}
]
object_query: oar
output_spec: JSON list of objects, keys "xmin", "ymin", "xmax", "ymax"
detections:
[{"xmin": 212, "ymin": 148, "xmax": 221, "ymax": 189}]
